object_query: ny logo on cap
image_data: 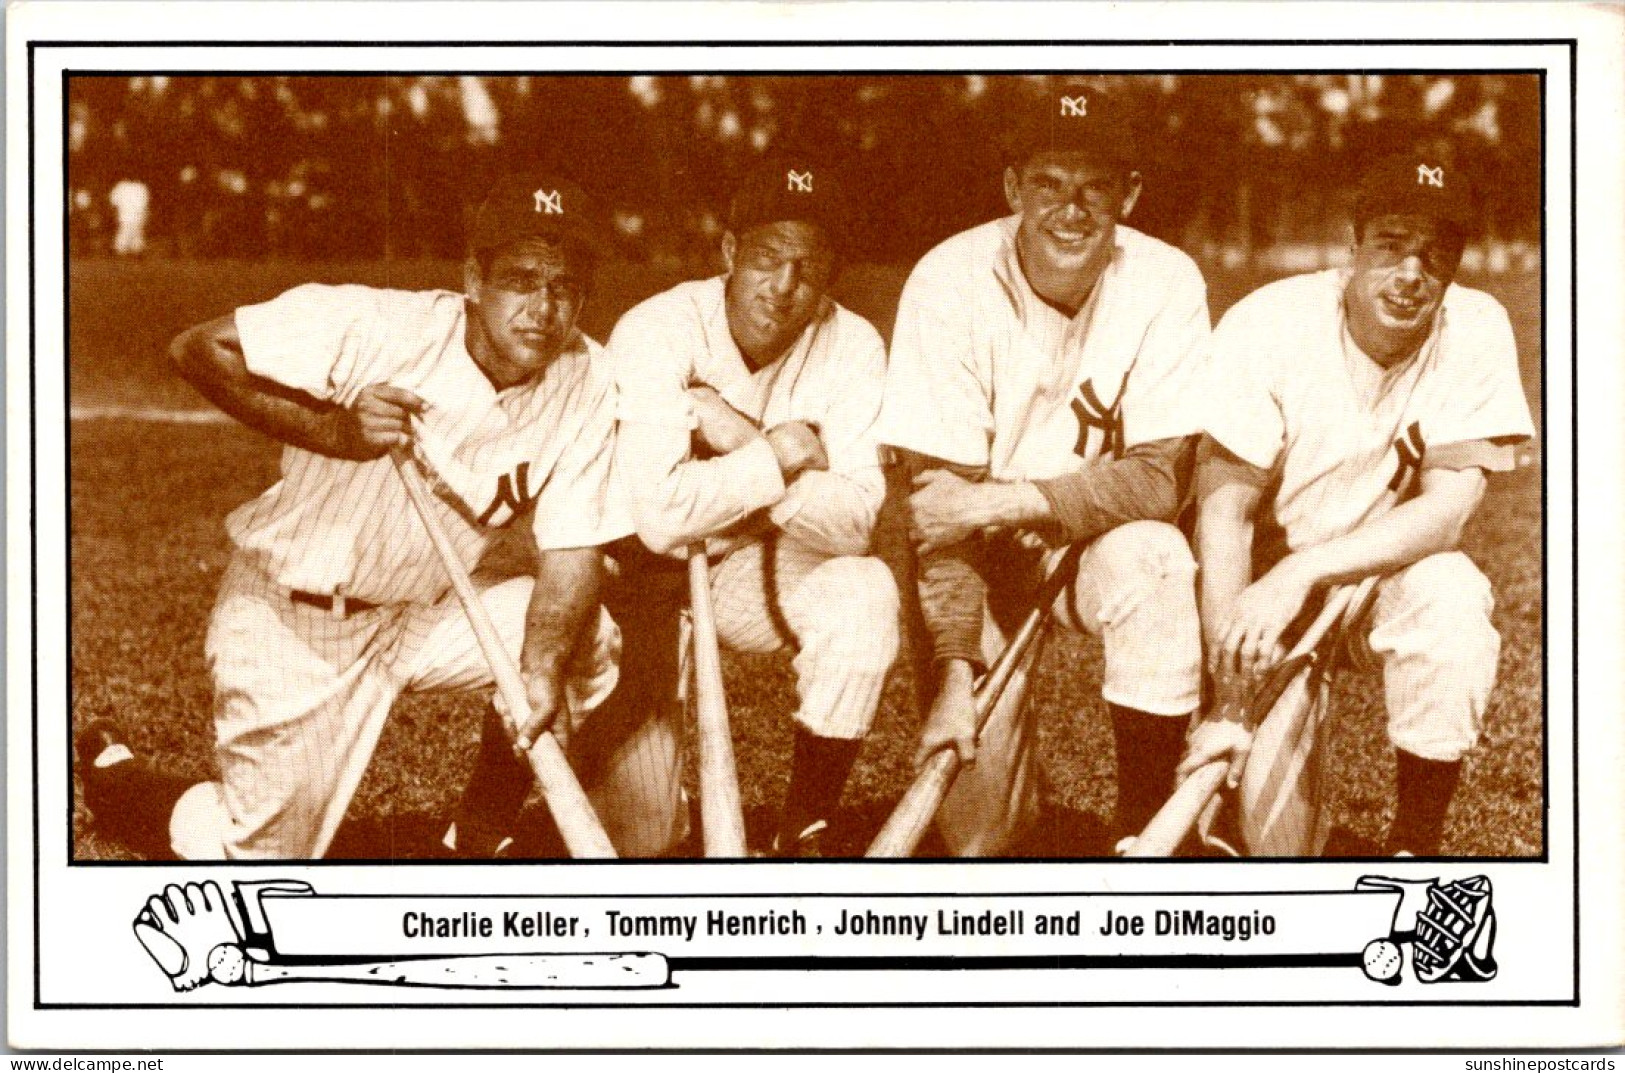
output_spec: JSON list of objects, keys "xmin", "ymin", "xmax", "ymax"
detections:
[
  {"xmin": 533, "ymin": 188, "xmax": 563, "ymax": 215},
  {"xmin": 787, "ymin": 170, "xmax": 813, "ymax": 193},
  {"xmin": 1061, "ymin": 95, "xmax": 1088, "ymax": 117},
  {"xmin": 1416, "ymin": 165, "xmax": 1445, "ymax": 188}
]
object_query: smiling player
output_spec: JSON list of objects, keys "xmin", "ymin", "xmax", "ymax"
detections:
[
  {"xmin": 1182, "ymin": 155, "xmax": 1536, "ymax": 855},
  {"xmin": 877, "ymin": 86, "xmax": 1211, "ymax": 855}
]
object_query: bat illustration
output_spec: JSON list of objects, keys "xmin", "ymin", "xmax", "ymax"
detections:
[
  {"xmin": 206, "ymin": 944, "xmax": 668, "ymax": 989},
  {"xmin": 391, "ymin": 449, "xmax": 617, "ymax": 858},
  {"xmin": 686, "ymin": 544, "xmax": 748, "ymax": 857}
]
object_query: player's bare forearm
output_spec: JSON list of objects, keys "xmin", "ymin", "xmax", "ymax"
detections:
[
  {"xmin": 1283, "ymin": 466, "xmax": 1487, "ymax": 590},
  {"xmin": 915, "ymin": 658, "xmax": 979, "ymax": 765},
  {"xmin": 520, "ymin": 546, "xmax": 605, "ymax": 690},
  {"xmin": 1194, "ymin": 441, "xmax": 1268, "ymax": 658},
  {"xmin": 170, "ymin": 315, "xmax": 380, "ymax": 460}
]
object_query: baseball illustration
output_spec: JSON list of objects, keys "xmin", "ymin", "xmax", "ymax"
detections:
[
  {"xmin": 1362, "ymin": 938, "xmax": 1404, "ymax": 984},
  {"xmin": 207, "ymin": 943, "xmax": 248, "ymax": 986}
]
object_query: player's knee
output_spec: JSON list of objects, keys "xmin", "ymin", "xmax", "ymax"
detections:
[
  {"xmin": 800, "ymin": 556, "xmax": 901, "ymax": 672},
  {"xmin": 1400, "ymin": 551, "xmax": 1492, "ymax": 610},
  {"xmin": 1092, "ymin": 520, "xmax": 1197, "ymax": 590},
  {"xmin": 1087, "ymin": 521, "xmax": 1199, "ymax": 629},
  {"xmin": 168, "ymin": 782, "xmax": 234, "ymax": 860},
  {"xmin": 1383, "ymin": 552, "xmax": 1497, "ymax": 646}
]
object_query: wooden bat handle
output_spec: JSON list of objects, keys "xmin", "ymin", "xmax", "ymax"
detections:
[
  {"xmin": 688, "ymin": 545, "xmax": 747, "ymax": 857},
  {"xmin": 1283, "ymin": 574, "xmax": 1380, "ymax": 665},
  {"xmin": 389, "ymin": 450, "xmax": 617, "ymax": 859},
  {"xmin": 246, "ymin": 952, "xmax": 668, "ymax": 989},
  {"xmin": 866, "ymin": 749, "xmax": 960, "ymax": 858},
  {"xmin": 1120, "ymin": 761, "xmax": 1228, "ymax": 857}
]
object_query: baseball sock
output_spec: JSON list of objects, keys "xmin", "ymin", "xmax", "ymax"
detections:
[
  {"xmin": 81, "ymin": 749, "xmax": 190, "ymax": 860},
  {"xmin": 1110, "ymin": 705, "xmax": 1190, "ymax": 840},
  {"xmin": 778, "ymin": 727, "xmax": 860, "ymax": 845},
  {"xmin": 1387, "ymin": 750, "xmax": 1462, "ymax": 856},
  {"xmin": 445, "ymin": 704, "xmax": 533, "ymax": 855}
]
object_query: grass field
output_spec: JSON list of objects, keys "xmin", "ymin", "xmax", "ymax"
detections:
[{"xmin": 67, "ymin": 255, "xmax": 1545, "ymax": 860}]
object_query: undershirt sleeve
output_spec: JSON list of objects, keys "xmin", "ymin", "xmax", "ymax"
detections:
[
  {"xmin": 890, "ymin": 448, "xmax": 991, "ymax": 669},
  {"xmin": 1423, "ymin": 437, "xmax": 1519, "ymax": 474},
  {"xmin": 1031, "ymin": 436, "xmax": 1196, "ymax": 545}
]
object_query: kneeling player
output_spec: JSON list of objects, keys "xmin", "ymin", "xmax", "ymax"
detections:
[
  {"xmin": 76, "ymin": 177, "xmax": 662, "ymax": 859},
  {"xmin": 1183, "ymin": 155, "xmax": 1535, "ymax": 856},
  {"xmin": 607, "ymin": 161, "xmax": 900, "ymax": 857},
  {"xmin": 877, "ymin": 87, "xmax": 1209, "ymax": 856}
]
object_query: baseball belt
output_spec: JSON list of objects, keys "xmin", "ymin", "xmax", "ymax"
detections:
[{"xmin": 288, "ymin": 590, "xmax": 382, "ymax": 617}]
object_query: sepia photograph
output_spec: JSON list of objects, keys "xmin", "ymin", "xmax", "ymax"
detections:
[
  {"xmin": 67, "ymin": 70, "xmax": 1544, "ymax": 863},
  {"xmin": 10, "ymin": 4, "xmax": 1617, "ymax": 1052}
]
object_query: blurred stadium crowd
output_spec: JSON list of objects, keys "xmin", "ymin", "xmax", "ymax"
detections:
[{"xmin": 68, "ymin": 73, "xmax": 1542, "ymax": 268}]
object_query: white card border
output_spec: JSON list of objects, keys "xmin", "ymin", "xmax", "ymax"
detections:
[{"xmin": 7, "ymin": 1, "xmax": 1621, "ymax": 1052}]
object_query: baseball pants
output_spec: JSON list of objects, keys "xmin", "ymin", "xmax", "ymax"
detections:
[
  {"xmin": 707, "ymin": 535, "xmax": 901, "ymax": 741},
  {"xmin": 171, "ymin": 554, "xmax": 638, "ymax": 860},
  {"xmin": 937, "ymin": 520, "xmax": 1204, "ymax": 856},
  {"xmin": 1348, "ymin": 551, "xmax": 1500, "ymax": 762}
]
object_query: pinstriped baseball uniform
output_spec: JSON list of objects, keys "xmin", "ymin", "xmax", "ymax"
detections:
[
  {"xmin": 172, "ymin": 283, "xmax": 633, "ymax": 859},
  {"xmin": 877, "ymin": 217, "xmax": 1210, "ymax": 854},
  {"xmin": 609, "ymin": 276, "xmax": 900, "ymax": 745},
  {"xmin": 1204, "ymin": 269, "xmax": 1535, "ymax": 760}
]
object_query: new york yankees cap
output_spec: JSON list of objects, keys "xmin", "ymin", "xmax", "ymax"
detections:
[
  {"xmin": 1354, "ymin": 154, "xmax": 1480, "ymax": 239},
  {"xmin": 727, "ymin": 158, "xmax": 850, "ymax": 250},
  {"xmin": 468, "ymin": 173, "xmax": 607, "ymax": 255},
  {"xmin": 1004, "ymin": 85, "xmax": 1141, "ymax": 171}
]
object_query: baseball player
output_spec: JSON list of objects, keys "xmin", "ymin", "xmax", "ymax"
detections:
[
  {"xmin": 1180, "ymin": 154, "xmax": 1535, "ymax": 856},
  {"xmin": 876, "ymin": 87, "xmax": 1209, "ymax": 856},
  {"xmin": 606, "ymin": 160, "xmax": 899, "ymax": 857},
  {"xmin": 75, "ymin": 175, "xmax": 679, "ymax": 860}
]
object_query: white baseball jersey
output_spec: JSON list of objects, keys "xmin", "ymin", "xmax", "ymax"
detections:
[
  {"xmin": 609, "ymin": 276, "xmax": 888, "ymax": 558},
  {"xmin": 877, "ymin": 216, "xmax": 1211, "ymax": 480},
  {"xmin": 1204, "ymin": 269, "xmax": 1536, "ymax": 551},
  {"xmin": 229, "ymin": 284, "xmax": 629, "ymax": 604}
]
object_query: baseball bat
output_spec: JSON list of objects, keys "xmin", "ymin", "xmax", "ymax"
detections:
[
  {"xmin": 866, "ymin": 542, "xmax": 1085, "ymax": 858},
  {"xmin": 213, "ymin": 948, "xmax": 668, "ymax": 989},
  {"xmin": 686, "ymin": 544, "xmax": 748, "ymax": 857},
  {"xmin": 390, "ymin": 449, "xmax": 617, "ymax": 859},
  {"xmin": 1238, "ymin": 573, "xmax": 1381, "ymax": 855},
  {"xmin": 1120, "ymin": 574, "xmax": 1381, "ymax": 857}
]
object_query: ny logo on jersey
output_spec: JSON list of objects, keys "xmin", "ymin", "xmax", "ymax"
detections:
[
  {"xmin": 1388, "ymin": 421, "xmax": 1426, "ymax": 493},
  {"xmin": 1061, "ymin": 94, "xmax": 1088, "ymax": 117},
  {"xmin": 477, "ymin": 462, "xmax": 539, "ymax": 527},
  {"xmin": 534, "ymin": 188, "xmax": 563, "ymax": 215},
  {"xmin": 787, "ymin": 170, "xmax": 813, "ymax": 193},
  {"xmin": 1416, "ymin": 165, "xmax": 1445, "ymax": 188},
  {"xmin": 1071, "ymin": 374, "xmax": 1127, "ymax": 461}
]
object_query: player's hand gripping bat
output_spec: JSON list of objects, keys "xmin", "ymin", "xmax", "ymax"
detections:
[
  {"xmin": 1120, "ymin": 574, "xmax": 1381, "ymax": 857},
  {"xmin": 686, "ymin": 543, "xmax": 749, "ymax": 857},
  {"xmin": 390, "ymin": 448, "xmax": 617, "ymax": 859},
  {"xmin": 866, "ymin": 542, "xmax": 1085, "ymax": 858}
]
